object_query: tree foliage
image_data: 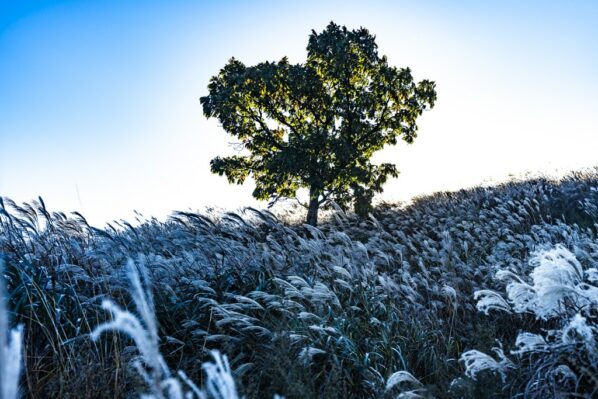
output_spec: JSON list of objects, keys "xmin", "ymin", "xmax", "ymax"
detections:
[{"xmin": 201, "ymin": 22, "xmax": 436, "ymax": 225}]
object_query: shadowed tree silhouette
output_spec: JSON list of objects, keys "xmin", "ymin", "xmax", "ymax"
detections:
[{"xmin": 201, "ymin": 22, "xmax": 436, "ymax": 225}]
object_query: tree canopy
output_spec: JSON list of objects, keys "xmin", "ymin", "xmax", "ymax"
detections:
[{"xmin": 201, "ymin": 22, "xmax": 436, "ymax": 225}]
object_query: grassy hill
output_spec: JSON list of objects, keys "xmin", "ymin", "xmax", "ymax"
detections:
[{"xmin": 1, "ymin": 169, "xmax": 598, "ymax": 398}]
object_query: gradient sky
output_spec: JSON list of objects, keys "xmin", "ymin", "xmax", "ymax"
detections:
[{"xmin": 1, "ymin": 1, "xmax": 597, "ymax": 225}]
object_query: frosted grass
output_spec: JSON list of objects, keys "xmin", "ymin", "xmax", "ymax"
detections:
[
  {"xmin": 0, "ymin": 170, "xmax": 597, "ymax": 397},
  {"xmin": 92, "ymin": 260, "xmax": 241, "ymax": 399},
  {"xmin": 466, "ymin": 244, "xmax": 598, "ymax": 397},
  {"xmin": 0, "ymin": 260, "xmax": 23, "ymax": 399}
]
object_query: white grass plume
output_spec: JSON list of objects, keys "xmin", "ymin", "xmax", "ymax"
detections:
[
  {"xmin": 91, "ymin": 260, "xmax": 242, "ymax": 399},
  {"xmin": 474, "ymin": 289, "xmax": 511, "ymax": 315},
  {"xmin": 479, "ymin": 246, "xmax": 598, "ymax": 319},
  {"xmin": 470, "ymin": 245, "xmax": 598, "ymax": 396},
  {"xmin": 460, "ymin": 345, "xmax": 514, "ymax": 382},
  {"xmin": 1, "ymin": 260, "xmax": 24, "ymax": 399},
  {"xmin": 201, "ymin": 350, "xmax": 239, "ymax": 399},
  {"xmin": 561, "ymin": 313, "xmax": 596, "ymax": 351},
  {"xmin": 528, "ymin": 245, "xmax": 585, "ymax": 318},
  {"xmin": 510, "ymin": 333, "xmax": 547, "ymax": 355},
  {"xmin": 91, "ymin": 260, "xmax": 170, "ymax": 395},
  {"xmin": 385, "ymin": 370, "xmax": 425, "ymax": 398},
  {"xmin": 298, "ymin": 347, "xmax": 326, "ymax": 365}
]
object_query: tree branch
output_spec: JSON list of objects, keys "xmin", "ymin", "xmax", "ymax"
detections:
[{"xmin": 239, "ymin": 104, "xmax": 285, "ymax": 150}]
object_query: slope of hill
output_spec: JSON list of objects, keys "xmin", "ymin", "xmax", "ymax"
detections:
[{"xmin": 1, "ymin": 169, "xmax": 597, "ymax": 398}]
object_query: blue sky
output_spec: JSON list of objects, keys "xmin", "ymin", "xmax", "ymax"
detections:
[{"xmin": 1, "ymin": 1, "xmax": 597, "ymax": 224}]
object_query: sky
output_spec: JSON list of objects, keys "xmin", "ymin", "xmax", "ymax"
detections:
[{"xmin": 1, "ymin": 0, "xmax": 597, "ymax": 225}]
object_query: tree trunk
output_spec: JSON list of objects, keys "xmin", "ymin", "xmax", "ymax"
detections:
[
  {"xmin": 353, "ymin": 186, "xmax": 374, "ymax": 218},
  {"xmin": 306, "ymin": 187, "xmax": 320, "ymax": 226}
]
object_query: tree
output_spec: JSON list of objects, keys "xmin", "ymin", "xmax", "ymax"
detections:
[{"xmin": 201, "ymin": 22, "xmax": 436, "ymax": 226}]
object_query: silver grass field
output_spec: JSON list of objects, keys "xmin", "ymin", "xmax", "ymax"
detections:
[{"xmin": 1, "ymin": 170, "xmax": 598, "ymax": 398}]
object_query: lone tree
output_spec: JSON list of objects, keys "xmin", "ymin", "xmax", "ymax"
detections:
[{"xmin": 201, "ymin": 22, "xmax": 436, "ymax": 226}]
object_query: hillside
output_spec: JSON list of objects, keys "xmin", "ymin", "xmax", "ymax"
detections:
[{"xmin": 1, "ymin": 169, "xmax": 598, "ymax": 398}]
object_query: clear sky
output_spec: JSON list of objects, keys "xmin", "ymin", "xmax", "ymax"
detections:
[{"xmin": 1, "ymin": 0, "xmax": 597, "ymax": 225}]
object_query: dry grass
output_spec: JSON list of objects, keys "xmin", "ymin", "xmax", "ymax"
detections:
[{"xmin": 1, "ymin": 169, "xmax": 597, "ymax": 398}]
